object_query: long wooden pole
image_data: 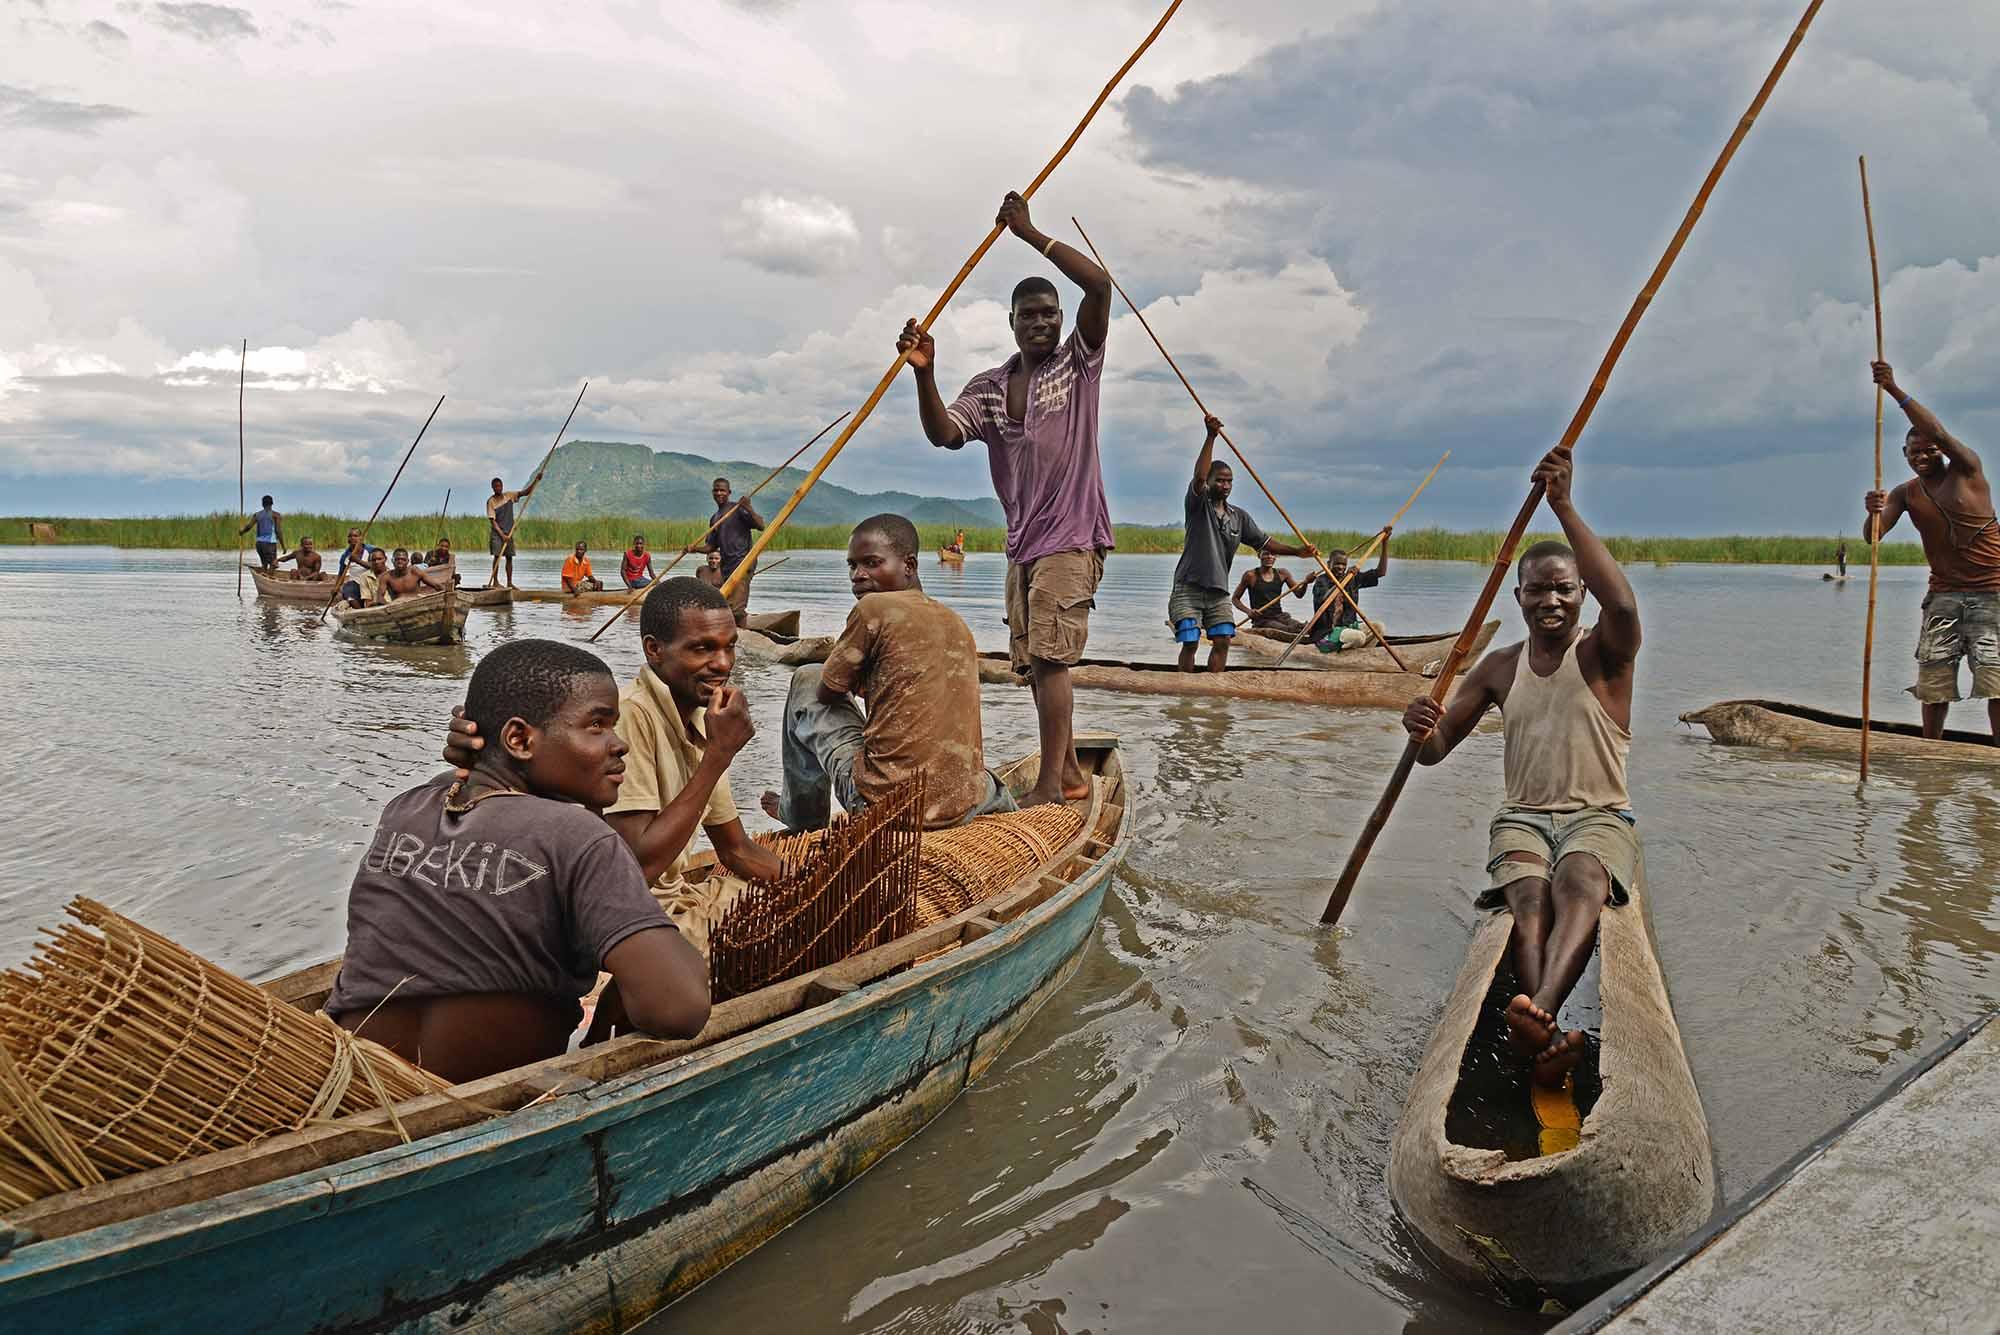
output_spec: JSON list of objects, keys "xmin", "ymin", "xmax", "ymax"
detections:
[
  {"xmin": 1069, "ymin": 217, "xmax": 1410, "ymax": 672},
  {"xmin": 1859, "ymin": 154, "xmax": 1884, "ymax": 783},
  {"xmin": 1322, "ymin": 0, "xmax": 1826, "ymax": 926},
  {"xmin": 236, "ymin": 339, "xmax": 246, "ymax": 597},
  {"xmin": 584, "ymin": 411, "xmax": 848, "ymax": 643},
  {"xmin": 318, "ymin": 395, "xmax": 445, "ymax": 623},
  {"xmin": 720, "ymin": 0, "xmax": 1185, "ymax": 596},
  {"xmin": 487, "ymin": 382, "xmax": 587, "ymax": 585}
]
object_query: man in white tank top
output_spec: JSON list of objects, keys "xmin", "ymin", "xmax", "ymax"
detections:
[{"xmin": 1401, "ymin": 449, "xmax": 1640, "ymax": 1087}]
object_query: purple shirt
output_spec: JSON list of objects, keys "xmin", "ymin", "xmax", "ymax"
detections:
[{"xmin": 944, "ymin": 328, "xmax": 1115, "ymax": 565}]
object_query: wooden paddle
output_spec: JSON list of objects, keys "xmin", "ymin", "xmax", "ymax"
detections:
[
  {"xmin": 486, "ymin": 382, "xmax": 587, "ymax": 587},
  {"xmin": 583, "ymin": 411, "xmax": 848, "ymax": 643},
  {"xmin": 719, "ymin": 0, "xmax": 1186, "ymax": 597},
  {"xmin": 1068, "ymin": 217, "xmax": 1410, "ymax": 673},
  {"xmin": 1859, "ymin": 154, "xmax": 1883, "ymax": 783},
  {"xmin": 317, "ymin": 396, "xmax": 445, "ymax": 623},
  {"xmin": 236, "ymin": 339, "xmax": 246, "ymax": 597},
  {"xmin": 1322, "ymin": 0, "xmax": 1827, "ymax": 926}
]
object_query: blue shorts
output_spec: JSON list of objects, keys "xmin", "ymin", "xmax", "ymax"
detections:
[{"xmin": 1174, "ymin": 617, "xmax": 1234, "ymax": 644}]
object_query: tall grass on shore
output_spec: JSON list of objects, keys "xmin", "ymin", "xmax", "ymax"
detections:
[{"xmin": 5, "ymin": 514, "xmax": 1925, "ymax": 568}]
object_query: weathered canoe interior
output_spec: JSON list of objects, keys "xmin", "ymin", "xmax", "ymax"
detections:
[
  {"xmin": 1441, "ymin": 948, "xmax": 1604, "ymax": 1165},
  {"xmin": 3, "ymin": 742, "xmax": 1126, "ymax": 1247}
]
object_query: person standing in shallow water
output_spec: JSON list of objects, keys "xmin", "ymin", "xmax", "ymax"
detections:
[
  {"xmin": 1400, "ymin": 448, "xmax": 1639, "ymax": 1087},
  {"xmin": 1863, "ymin": 360, "xmax": 2000, "ymax": 742},
  {"xmin": 897, "ymin": 190, "xmax": 1113, "ymax": 806}
]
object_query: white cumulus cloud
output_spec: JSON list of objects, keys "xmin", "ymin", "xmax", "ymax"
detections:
[{"xmin": 724, "ymin": 192, "xmax": 862, "ymax": 277}]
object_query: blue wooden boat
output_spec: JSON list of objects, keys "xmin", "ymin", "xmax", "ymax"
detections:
[{"xmin": 0, "ymin": 742, "xmax": 1129, "ymax": 1332}]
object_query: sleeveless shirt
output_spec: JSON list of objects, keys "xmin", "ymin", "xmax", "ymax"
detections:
[
  {"xmin": 1904, "ymin": 481, "xmax": 2000, "ymax": 592},
  {"xmin": 1247, "ymin": 569, "xmax": 1285, "ymax": 610},
  {"xmin": 1500, "ymin": 634, "xmax": 1631, "ymax": 812}
]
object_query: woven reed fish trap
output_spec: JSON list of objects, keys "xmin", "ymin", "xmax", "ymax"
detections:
[
  {"xmin": 710, "ymin": 776, "xmax": 925, "ymax": 1001},
  {"xmin": 0, "ymin": 898, "xmax": 448, "ymax": 1210}
]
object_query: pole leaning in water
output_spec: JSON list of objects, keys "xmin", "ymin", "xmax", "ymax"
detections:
[
  {"xmin": 1069, "ymin": 217, "xmax": 1410, "ymax": 672},
  {"xmin": 719, "ymin": 0, "xmax": 1186, "ymax": 596},
  {"xmin": 583, "ymin": 411, "xmax": 848, "ymax": 643},
  {"xmin": 1859, "ymin": 154, "xmax": 1884, "ymax": 783},
  {"xmin": 317, "ymin": 395, "xmax": 446, "ymax": 624},
  {"xmin": 236, "ymin": 339, "xmax": 246, "ymax": 597},
  {"xmin": 1322, "ymin": 0, "xmax": 1827, "ymax": 926}
]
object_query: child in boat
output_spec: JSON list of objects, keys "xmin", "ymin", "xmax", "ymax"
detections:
[{"xmin": 327, "ymin": 638, "xmax": 710, "ymax": 1083}]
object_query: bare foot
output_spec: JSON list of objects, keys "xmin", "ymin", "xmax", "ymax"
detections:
[
  {"xmin": 1533, "ymin": 1030, "xmax": 1587, "ymax": 1088},
  {"xmin": 759, "ymin": 790, "xmax": 781, "ymax": 821},
  {"xmin": 1504, "ymin": 994, "xmax": 1556, "ymax": 1058},
  {"xmin": 1019, "ymin": 785, "xmax": 1067, "ymax": 809}
]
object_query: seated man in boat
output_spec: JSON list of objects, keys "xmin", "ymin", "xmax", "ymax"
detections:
[
  {"xmin": 1401, "ymin": 449, "xmax": 1637, "ymax": 1087},
  {"xmin": 420, "ymin": 535, "xmax": 460, "ymax": 586},
  {"xmin": 328, "ymin": 638, "xmax": 710, "ymax": 1084},
  {"xmin": 1232, "ymin": 550, "xmax": 1309, "ymax": 638},
  {"xmin": 339, "ymin": 548, "xmax": 391, "ymax": 608},
  {"xmin": 1169, "ymin": 413, "xmax": 1318, "ymax": 673},
  {"xmin": 335, "ymin": 528, "xmax": 379, "ymax": 584},
  {"xmin": 562, "ymin": 541, "xmax": 604, "ymax": 594},
  {"xmin": 276, "ymin": 535, "xmax": 325, "ymax": 580},
  {"xmin": 444, "ymin": 578, "xmax": 784, "ymax": 954},
  {"xmin": 758, "ymin": 514, "xmax": 1016, "ymax": 833},
  {"xmin": 239, "ymin": 495, "xmax": 284, "ymax": 571},
  {"xmin": 695, "ymin": 549, "xmax": 725, "ymax": 590},
  {"xmin": 383, "ymin": 547, "xmax": 449, "ymax": 601},
  {"xmin": 1862, "ymin": 360, "xmax": 2000, "ymax": 742},
  {"xmin": 948, "ymin": 528, "xmax": 966, "ymax": 555},
  {"xmin": 621, "ymin": 535, "xmax": 657, "ymax": 589},
  {"xmin": 1309, "ymin": 535, "xmax": 1391, "ymax": 653}
]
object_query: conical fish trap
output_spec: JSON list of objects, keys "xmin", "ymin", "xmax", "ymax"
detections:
[
  {"xmin": 711, "ymin": 776, "xmax": 925, "ymax": 1001},
  {"xmin": 0, "ymin": 898, "xmax": 448, "ymax": 1209}
]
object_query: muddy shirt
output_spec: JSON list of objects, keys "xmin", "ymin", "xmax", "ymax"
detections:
[
  {"xmin": 819, "ymin": 590, "xmax": 985, "ymax": 827},
  {"xmin": 326, "ymin": 775, "xmax": 670, "ymax": 1020}
]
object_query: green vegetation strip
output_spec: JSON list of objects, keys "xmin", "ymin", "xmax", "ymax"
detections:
[{"xmin": 5, "ymin": 515, "xmax": 1922, "ymax": 567}]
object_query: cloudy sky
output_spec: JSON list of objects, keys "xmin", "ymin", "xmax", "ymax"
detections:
[{"xmin": 6, "ymin": 0, "xmax": 2000, "ymax": 533}]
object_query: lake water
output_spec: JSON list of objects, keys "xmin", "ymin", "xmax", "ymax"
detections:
[{"xmin": 1, "ymin": 545, "xmax": 1994, "ymax": 1333}]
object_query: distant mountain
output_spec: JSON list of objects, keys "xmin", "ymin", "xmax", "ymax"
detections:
[{"xmin": 530, "ymin": 441, "xmax": 1009, "ymax": 528}]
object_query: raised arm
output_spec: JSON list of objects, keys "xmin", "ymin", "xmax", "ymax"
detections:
[
  {"xmin": 1877, "ymin": 362, "xmax": 1981, "ymax": 477},
  {"xmin": 1375, "ymin": 528, "xmax": 1391, "ymax": 578},
  {"xmin": 1537, "ymin": 448, "xmax": 1640, "ymax": 668},
  {"xmin": 997, "ymin": 192, "xmax": 1110, "ymax": 349},
  {"xmin": 897, "ymin": 320, "xmax": 966, "ymax": 449},
  {"xmin": 1193, "ymin": 414, "xmax": 1222, "ymax": 493}
]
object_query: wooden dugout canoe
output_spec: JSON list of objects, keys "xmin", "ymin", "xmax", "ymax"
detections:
[
  {"xmin": 938, "ymin": 547, "xmax": 965, "ymax": 564},
  {"xmin": 247, "ymin": 567, "xmax": 339, "ymax": 603},
  {"xmin": 1680, "ymin": 699, "xmax": 2000, "ymax": 766},
  {"xmin": 1232, "ymin": 621, "xmax": 1499, "ymax": 675},
  {"xmin": 0, "ymin": 744, "xmax": 1130, "ymax": 1334},
  {"xmin": 329, "ymin": 586, "xmax": 468, "ymax": 646},
  {"xmin": 1389, "ymin": 853, "xmax": 1715, "ymax": 1310}
]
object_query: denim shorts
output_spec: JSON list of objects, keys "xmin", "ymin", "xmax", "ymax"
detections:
[{"xmin": 1911, "ymin": 588, "xmax": 2000, "ymax": 703}]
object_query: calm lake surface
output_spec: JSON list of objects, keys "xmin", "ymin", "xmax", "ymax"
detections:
[{"xmin": 1, "ymin": 545, "xmax": 1994, "ymax": 1333}]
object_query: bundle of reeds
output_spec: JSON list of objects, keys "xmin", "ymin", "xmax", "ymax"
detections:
[
  {"xmin": 0, "ymin": 898, "xmax": 448, "ymax": 1209},
  {"xmin": 909, "ymin": 804, "xmax": 1084, "ymax": 926},
  {"xmin": 711, "ymin": 778, "xmax": 925, "ymax": 1001}
]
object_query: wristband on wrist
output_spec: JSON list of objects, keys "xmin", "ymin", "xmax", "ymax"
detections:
[
  {"xmin": 1895, "ymin": 392, "xmax": 1911, "ymax": 407},
  {"xmin": 1042, "ymin": 236, "xmax": 1059, "ymax": 258}
]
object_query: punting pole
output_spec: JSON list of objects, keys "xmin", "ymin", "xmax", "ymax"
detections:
[
  {"xmin": 236, "ymin": 339, "xmax": 246, "ymax": 597},
  {"xmin": 488, "ymin": 381, "xmax": 587, "ymax": 585},
  {"xmin": 1321, "ymin": 0, "xmax": 1828, "ymax": 926},
  {"xmin": 1859, "ymin": 155, "xmax": 1884, "ymax": 783},
  {"xmin": 582, "ymin": 411, "xmax": 848, "ymax": 644},
  {"xmin": 1068, "ymin": 217, "xmax": 1410, "ymax": 672},
  {"xmin": 719, "ymin": 0, "xmax": 1187, "ymax": 597},
  {"xmin": 317, "ymin": 396, "xmax": 446, "ymax": 624}
]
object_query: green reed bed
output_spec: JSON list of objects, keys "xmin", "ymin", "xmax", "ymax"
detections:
[{"xmin": 5, "ymin": 514, "xmax": 1927, "ymax": 567}]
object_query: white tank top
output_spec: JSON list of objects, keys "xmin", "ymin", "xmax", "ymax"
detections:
[{"xmin": 1499, "ymin": 632, "xmax": 1631, "ymax": 812}]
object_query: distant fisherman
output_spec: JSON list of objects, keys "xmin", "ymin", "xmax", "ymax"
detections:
[
  {"xmin": 1400, "ymin": 449, "xmax": 1639, "ymax": 1087},
  {"xmin": 277, "ymin": 535, "xmax": 324, "ymax": 580},
  {"xmin": 1234, "ymin": 550, "xmax": 1309, "ymax": 639},
  {"xmin": 622, "ymin": 535, "xmax": 657, "ymax": 590},
  {"xmin": 240, "ymin": 495, "xmax": 284, "ymax": 571},
  {"xmin": 689, "ymin": 477, "xmax": 763, "ymax": 626},
  {"xmin": 1863, "ymin": 361, "xmax": 2000, "ymax": 742},
  {"xmin": 485, "ymin": 474, "xmax": 539, "ymax": 591},
  {"xmin": 562, "ymin": 541, "xmax": 603, "ymax": 594},
  {"xmin": 1309, "ymin": 538, "xmax": 1391, "ymax": 653}
]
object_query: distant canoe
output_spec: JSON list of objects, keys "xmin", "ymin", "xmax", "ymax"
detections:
[
  {"xmin": 974, "ymin": 655, "xmax": 1443, "ymax": 710},
  {"xmin": 1822, "ymin": 573, "xmax": 1850, "ymax": 583},
  {"xmin": 1232, "ymin": 622, "xmax": 1499, "ymax": 675},
  {"xmin": 938, "ymin": 547, "xmax": 965, "ymax": 564},
  {"xmin": 248, "ymin": 568, "xmax": 339, "ymax": 603},
  {"xmin": 458, "ymin": 585, "xmax": 514, "ymax": 608},
  {"xmin": 27, "ymin": 522, "xmax": 60, "ymax": 543},
  {"xmin": 330, "ymin": 587, "xmax": 468, "ymax": 646},
  {"xmin": 1390, "ymin": 853, "xmax": 1715, "ymax": 1309},
  {"xmin": 1681, "ymin": 698, "xmax": 2000, "ymax": 766}
]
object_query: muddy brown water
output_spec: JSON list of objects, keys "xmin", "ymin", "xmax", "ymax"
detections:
[{"xmin": 0, "ymin": 546, "xmax": 1993, "ymax": 1333}]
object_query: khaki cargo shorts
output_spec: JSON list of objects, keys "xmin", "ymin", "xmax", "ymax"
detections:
[
  {"xmin": 1478, "ymin": 807, "xmax": 1638, "ymax": 911},
  {"xmin": 1911, "ymin": 588, "xmax": 2000, "ymax": 703},
  {"xmin": 1005, "ymin": 547, "xmax": 1105, "ymax": 676}
]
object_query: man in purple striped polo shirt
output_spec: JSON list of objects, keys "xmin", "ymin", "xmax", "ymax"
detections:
[{"xmin": 898, "ymin": 190, "xmax": 1113, "ymax": 807}]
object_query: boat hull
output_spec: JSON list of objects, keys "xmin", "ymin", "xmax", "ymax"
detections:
[
  {"xmin": 1230, "ymin": 621, "xmax": 1498, "ymax": 675},
  {"xmin": 1681, "ymin": 698, "xmax": 2000, "ymax": 766},
  {"xmin": 1388, "ymin": 857, "xmax": 1714, "ymax": 1309},
  {"xmin": 938, "ymin": 548, "xmax": 964, "ymax": 564},
  {"xmin": 330, "ymin": 588, "xmax": 468, "ymax": 645},
  {"xmin": 248, "ymin": 568, "xmax": 340, "ymax": 603}
]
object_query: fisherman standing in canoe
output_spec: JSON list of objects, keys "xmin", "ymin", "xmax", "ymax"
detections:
[
  {"xmin": 1863, "ymin": 361, "xmax": 2000, "ymax": 741},
  {"xmin": 484, "ymin": 473, "xmax": 539, "ymax": 591},
  {"xmin": 1172, "ymin": 413, "xmax": 1318, "ymax": 671},
  {"xmin": 239, "ymin": 495, "xmax": 284, "ymax": 571},
  {"xmin": 689, "ymin": 477, "xmax": 764, "ymax": 626},
  {"xmin": 1401, "ymin": 449, "xmax": 1638, "ymax": 1086},
  {"xmin": 898, "ymin": 191, "xmax": 1112, "ymax": 805}
]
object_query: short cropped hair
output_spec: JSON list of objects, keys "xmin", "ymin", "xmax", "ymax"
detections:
[
  {"xmin": 392, "ymin": 547, "xmax": 408, "ymax": 559},
  {"xmin": 261, "ymin": 494, "xmax": 273, "ymax": 507},
  {"xmin": 465, "ymin": 639, "xmax": 614, "ymax": 746},
  {"xmin": 853, "ymin": 512, "xmax": 919, "ymax": 560},
  {"xmin": 1516, "ymin": 540, "xmax": 1577, "ymax": 580},
  {"xmin": 712, "ymin": 476, "xmax": 730, "ymax": 488},
  {"xmin": 640, "ymin": 575, "xmax": 731, "ymax": 643},
  {"xmin": 1012, "ymin": 276, "xmax": 1059, "ymax": 309}
]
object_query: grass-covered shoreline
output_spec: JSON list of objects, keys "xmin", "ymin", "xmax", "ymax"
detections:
[{"xmin": 5, "ymin": 513, "xmax": 1922, "ymax": 567}]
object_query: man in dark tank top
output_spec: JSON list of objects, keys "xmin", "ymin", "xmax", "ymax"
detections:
[{"xmin": 1862, "ymin": 360, "xmax": 2000, "ymax": 741}]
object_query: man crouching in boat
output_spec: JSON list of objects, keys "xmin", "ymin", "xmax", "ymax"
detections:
[
  {"xmin": 328, "ymin": 639, "xmax": 710, "ymax": 1084},
  {"xmin": 1401, "ymin": 448, "xmax": 1637, "ymax": 1087}
]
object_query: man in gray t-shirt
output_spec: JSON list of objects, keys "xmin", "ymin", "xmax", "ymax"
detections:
[{"xmin": 1168, "ymin": 414, "xmax": 1317, "ymax": 673}]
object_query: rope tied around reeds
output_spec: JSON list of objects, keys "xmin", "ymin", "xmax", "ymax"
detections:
[{"xmin": 0, "ymin": 898, "xmax": 448, "ymax": 1210}]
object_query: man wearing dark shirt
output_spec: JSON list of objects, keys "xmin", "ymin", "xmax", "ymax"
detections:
[
  {"xmin": 690, "ymin": 477, "xmax": 763, "ymax": 625},
  {"xmin": 1309, "ymin": 540, "xmax": 1391, "ymax": 652}
]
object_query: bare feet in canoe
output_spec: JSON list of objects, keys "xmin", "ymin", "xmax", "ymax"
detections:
[
  {"xmin": 759, "ymin": 790, "xmax": 781, "ymax": 821},
  {"xmin": 1021, "ymin": 782, "xmax": 1091, "ymax": 808},
  {"xmin": 1533, "ymin": 1030, "xmax": 1587, "ymax": 1087},
  {"xmin": 1504, "ymin": 994, "xmax": 1556, "ymax": 1058}
]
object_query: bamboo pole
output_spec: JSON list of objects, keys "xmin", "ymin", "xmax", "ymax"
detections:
[
  {"xmin": 584, "ymin": 411, "xmax": 848, "ymax": 644},
  {"xmin": 440, "ymin": 488, "xmax": 451, "ymax": 520},
  {"xmin": 1860, "ymin": 154, "xmax": 1883, "ymax": 783},
  {"xmin": 318, "ymin": 396, "xmax": 445, "ymax": 623},
  {"xmin": 1322, "ymin": 0, "xmax": 1826, "ymax": 926},
  {"xmin": 236, "ymin": 340, "xmax": 246, "ymax": 597},
  {"xmin": 1069, "ymin": 217, "xmax": 1409, "ymax": 672},
  {"xmin": 487, "ymin": 382, "xmax": 587, "ymax": 587},
  {"xmin": 720, "ymin": 0, "xmax": 1186, "ymax": 596}
]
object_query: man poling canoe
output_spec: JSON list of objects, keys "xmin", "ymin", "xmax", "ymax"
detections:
[{"xmin": 1399, "ymin": 448, "xmax": 1638, "ymax": 1087}]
